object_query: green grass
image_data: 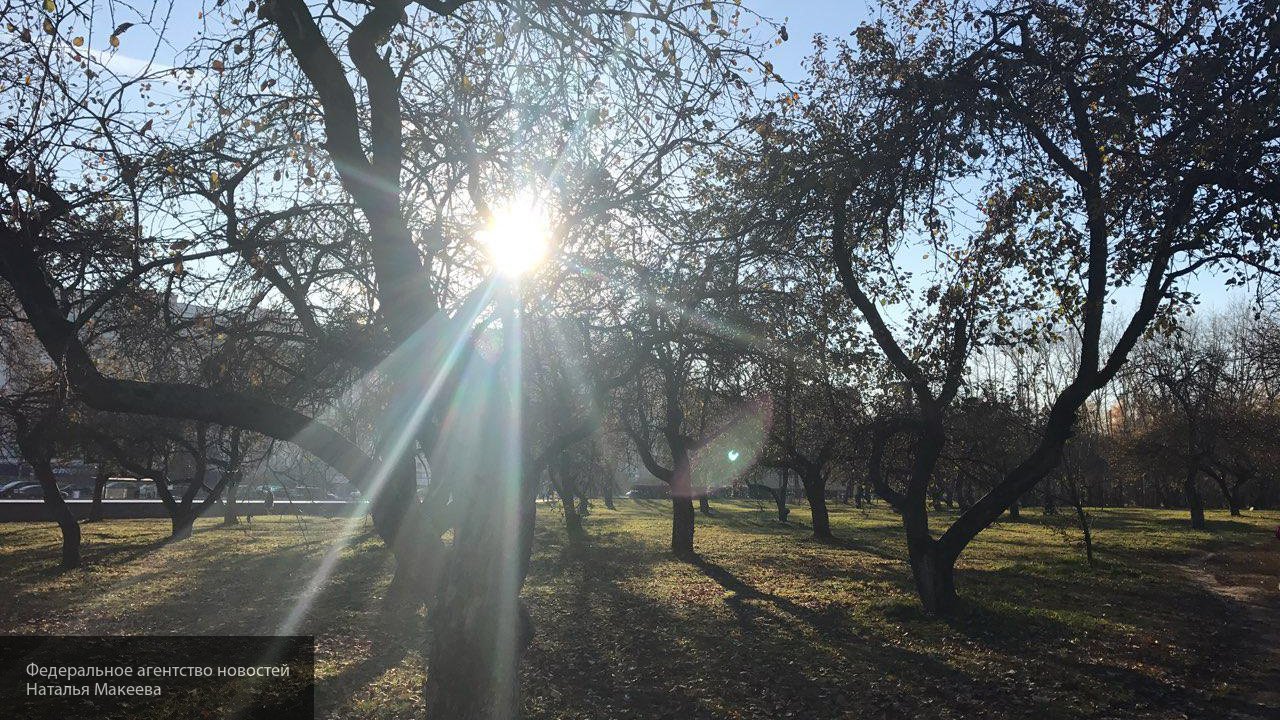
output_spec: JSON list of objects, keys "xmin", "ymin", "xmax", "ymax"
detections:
[{"xmin": 1, "ymin": 502, "xmax": 1277, "ymax": 719}]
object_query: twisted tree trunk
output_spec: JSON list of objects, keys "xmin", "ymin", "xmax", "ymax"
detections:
[
  {"xmin": 16, "ymin": 429, "xmax": 80, "ymax": 570},
  {"xmin": 801, "ymin": 470, "xmax": 831, "ymax": 541}
]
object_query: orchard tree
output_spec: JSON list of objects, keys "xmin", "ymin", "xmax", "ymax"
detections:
[{"xmin": 747, "ymin": 0, "xmax": 1280, "ymax": 612}]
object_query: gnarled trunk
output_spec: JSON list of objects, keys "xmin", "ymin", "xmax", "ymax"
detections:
[
  {"xmin": 15, "ymin": 425, "xmax": 81, "ymax": 570},
  {"xmin": 907, "ymin": 536, "xmax": 956, "ymax": 616},
  {"xmin": 560, "ymin": 491, "xmax": 584, "ymax": 542},
  {"xmin": 223, "ymin": 480, "xmax": 240, "ymax": 525},
  {"xmin": 802, "ymin": 472, "xmax": 831, "ymax": 540},
  {"xmin": 171, "ymin": 509, "xmax": 196, "ymax": 541},
  {"xmin": 773, "ymin": 486, "xmax": 791, "ymax": 521},
  {"xmin": 776, "ymin": 469, "xmax": 791, "ymax": 520},
  {"xmin": 1207, "ymin": 471, "xmax": 1244, "ymax": 517},
  {"xmin": 35, "ymin": 460, "xmax": 80, "ymax": 569}
]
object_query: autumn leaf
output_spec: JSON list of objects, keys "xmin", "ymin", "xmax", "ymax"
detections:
[
  {"xmin": 212, "ymin": 59, "xmax": 225, "ymax": 72},
  {"xmin": 109, "ymin": 35, "xmax": 120, "ymax": 48},
  {"xmin": 72, "ymin": 36, "xmax": 83, "ymax": 47}
]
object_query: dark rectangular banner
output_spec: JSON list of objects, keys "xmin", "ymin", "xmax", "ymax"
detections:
[{"xmin": 0, "ymin": 635, "xmax": 314, "ymax": 720}]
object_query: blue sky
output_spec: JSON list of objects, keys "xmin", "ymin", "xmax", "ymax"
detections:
[{"xmin": 753, "ymin": 0, "xmax": 874, "ymax": 81}]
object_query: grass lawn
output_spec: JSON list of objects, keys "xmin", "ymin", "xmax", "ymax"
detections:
[{"xmin": 1, "ymin": 501, "xmax": 1277, "ymax": 719}]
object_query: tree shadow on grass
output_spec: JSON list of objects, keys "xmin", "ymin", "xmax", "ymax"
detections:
[{"xmin": 525, "ymin": 534, "xmax": 1045, "ymax": 719}]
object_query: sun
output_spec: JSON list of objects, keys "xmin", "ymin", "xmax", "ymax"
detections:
[{"xmin": 476, "ymin": 195, "xmax": 551, "ymax": 277}]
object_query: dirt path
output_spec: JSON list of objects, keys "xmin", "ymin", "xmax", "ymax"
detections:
[{"xmin": 1182, "ymin": 543, "xmax": 1280, "ymax": 716}]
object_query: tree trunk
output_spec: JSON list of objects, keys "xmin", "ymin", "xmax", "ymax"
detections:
[
  {"xmin": 424, "ymin": 480, "xmax": 535, "ymax": 720},
  {"xmin": 802, "ymin": 473, "xmax": 831, "ymax": 541},
  {"xmin": 1208, "ymin": 473, "xmax": 1244, "ymax": 516},
  {"xmin": 1184, "ymin": 466, "xmax": 1206, "ymax": 530},
  {"xmin": 698, "ymin": 493, "xmax": 712, "ymax": 516},
  {"xmin": 16, "ymin": 427, "xmax": 81, "ymax": 570},
  {"xmin": 222, "ymin": 473, "xmax": 240, "ymax": 526},
  {"xmin": 602, "ymin": 480, "xmax": 615, "ymax": 510},
  {"xmin": 560, "ymin": 491, "xmax": 583, "ymax": 542},
  {"xmin": 1007, "ymin": 497, "xmax": 1020, "ymax": 520},
  {"xmin": 1074, "ymin": 500, "xmax": 1095, "ymax": 567},
  {"xmin": 668, "ymin": 458, "xmax": 696, "ymax": 555},
  {"xmin": 907, "ymin": 536, "xmax": 956, "ymax": 616},
  {"xmin": 378, "ymin": 457, "xmax": 436, "ymax": 611},
  {"xmin": 671, "ymin": 494, "xmax": 695, "ymax": 555},
  {"xmin": 577, "ymin": 493, "xmax": 590, "ymax": 517},
  {"xmin": 87, "ymin": 467, "xmax": 106, "ymax": 523},
  {"xmin": 171, "ymin": 509, "xmax": 196, "ymax": 541},
  {"xmin": 34, "ymin": 459, "xmax": 81, "ymax": 569},
  {"xmin": 773, "ymin": 486, "xmax": 790, "ymax": 521}
]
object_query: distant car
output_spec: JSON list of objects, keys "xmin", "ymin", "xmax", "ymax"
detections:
[
  {"xmin": 0, "ymin": 482, "xmax": 40, "ymax": 498},
  {"xmin": 0, "ymin": 480, "xmax": 31, "ymax": 496},
  {"xmin": 103, "ymin": 481, "xmax": 139, "ymax": 499},
  {"xmin": 6, "ymin": 484, "xmax": 65, "ymax": 499}
]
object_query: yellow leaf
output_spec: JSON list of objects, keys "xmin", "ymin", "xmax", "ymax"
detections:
[
  {"xmin": 209, "ymin": 170, "xmax": 220, "ymax": 189},
  {"xmin": 109, "ymin": 34, "xmax": 120, "ymax": 48},
  {"xmin": 72, "ymin": 36, "xmax": 83, "ymax": 47},
  {"xmin": 44, "ymin": 0, "xmax": 55, "ymax": 11},
  {"xmin": 43, "ymin": 18, "xmax": 54, "ymax": 34}
]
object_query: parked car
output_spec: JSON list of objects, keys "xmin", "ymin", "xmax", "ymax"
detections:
[
  {"xmin": 0, "ymin": 482, "xmax": 41, "ymax": 498},
  {"xmin": 103, "ymin": 481, "xmax": 139, "ymax": 499},
  {"xmin": 5, "ymin": 484, "xmax": 66, "ymax": 499},
  {"xmin": 0, "ymin": 480, "xmax": 31, "ymax": 497}
]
